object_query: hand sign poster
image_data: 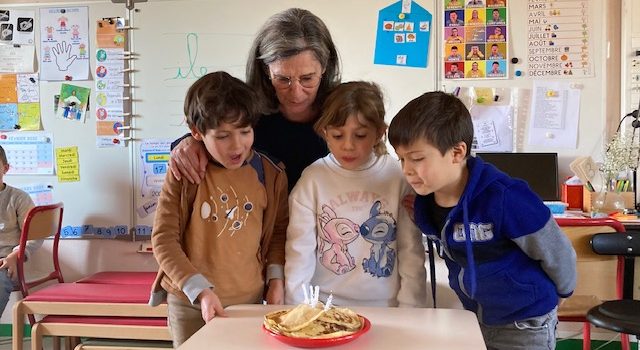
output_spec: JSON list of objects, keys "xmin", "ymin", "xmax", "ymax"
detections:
[{"xmin": 39, "ymin": 7, "xmax": 89, "ymax": 81}]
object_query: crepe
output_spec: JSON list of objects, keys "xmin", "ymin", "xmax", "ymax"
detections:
[
  {"xmin": 266, "ymin": 303, "xmax": 325, "ymax": 332},
  {"xmin": 264, "ymin": 304, "xmax": 363, "ymax": 339},
  {"xmin": 319, "ymin": 307, "xmax": 361, "ymax": 329}
]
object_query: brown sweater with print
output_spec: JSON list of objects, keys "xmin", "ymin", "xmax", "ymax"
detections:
[{"xmin": 150, "ymin": 152, "xmax": 288, "ymax": 306}]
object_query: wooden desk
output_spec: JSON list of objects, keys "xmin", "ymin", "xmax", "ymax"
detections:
[{"xmin": 179, "ymin": 304, "xmax": 486, "ymax": 350}]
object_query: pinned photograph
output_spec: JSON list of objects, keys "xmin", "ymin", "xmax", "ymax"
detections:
[{"xmin": 56, "ymin": 83, "xmax": 90, "ymax": 122}]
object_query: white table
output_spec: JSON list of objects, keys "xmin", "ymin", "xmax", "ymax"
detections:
[{"xmin": 179, "ymin": 304, "xmax": 486, "ymax": 349}]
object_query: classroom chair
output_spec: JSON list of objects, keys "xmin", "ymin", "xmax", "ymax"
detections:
[
  {"xmin": 555, "ymin": 218, "xmax": 630, "ymax": 350},
  {"xmin": 14, "ymin": 202, "xmax": 83, "ymax": 350},
  {"xmin": 74, "ymin": 271, "xmax": 156, "ymax": 286},
  {"xmin": 14, "ymin": 268, "xmax": 170, "ymax": 350},
  {"xmin": 586, "ymin": 232, "xmax": 640, "ymax": 339},
  {"xmin": 12, "ymin": 204, "xmax": 169, "ymax": 350},
  {"xmin": 15, "ymin": 202, "xmax": 65, "ymax": 326}
]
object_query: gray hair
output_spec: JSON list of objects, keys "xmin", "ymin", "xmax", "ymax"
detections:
[{"xmin": 246, "ymin": 8, "xmax": 341, "ymax": 114}]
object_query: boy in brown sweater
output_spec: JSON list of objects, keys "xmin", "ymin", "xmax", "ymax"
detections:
[{"xmin": 150, "ymin": 71, "xmax": 289, "ymax": 347}]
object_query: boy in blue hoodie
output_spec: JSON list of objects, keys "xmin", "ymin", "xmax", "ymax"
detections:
[{"xmin": 388, "ymin": 91, "xmax": 577, "ymax": 350}]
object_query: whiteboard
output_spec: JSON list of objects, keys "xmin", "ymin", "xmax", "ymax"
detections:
[{"xmin": 130, "ymin": 0, "xmax": 439, "ymax": 228}]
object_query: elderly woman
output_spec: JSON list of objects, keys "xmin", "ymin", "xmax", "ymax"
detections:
[{"xmin": 170, "ymin": 8, "xmax": 340, "ymax": 191}]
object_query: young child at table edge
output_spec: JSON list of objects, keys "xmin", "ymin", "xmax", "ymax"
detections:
[
  {"xmin": 388, "ymin": 91, "xmax": 577, "ymax": 350},
  {"xmin": 0, "ymin": 145, "xmax": 42, "ymax": 317},
  {"xmin": 149, "ymin": 71, "xmax": 289, "ymax": 347},
  {"xmin": 284, "ymin": 81, "xmax": 427, "ymax": 308}
]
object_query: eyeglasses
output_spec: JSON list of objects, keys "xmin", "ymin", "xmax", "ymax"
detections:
[{"xmin": 270, "ymin": 73, "xmax": 322, "ymax": 90}]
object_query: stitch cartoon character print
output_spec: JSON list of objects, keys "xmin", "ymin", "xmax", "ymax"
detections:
[
  {"xmin": 360, "ymin": 201, "xmax": 397, "ymax": 277},
  {"xmin": 316, "ymin": 201, "xmax": 397, "ymax": 278}
]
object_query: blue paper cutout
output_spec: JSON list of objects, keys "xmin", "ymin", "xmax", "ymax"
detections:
[{"xmin": 374, "ymin": 1, "xmax": 432, "ymax": 68}]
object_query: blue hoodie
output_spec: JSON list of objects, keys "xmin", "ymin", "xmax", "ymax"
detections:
[{"xmin": 415, "ymin": 156, "xmax": 576, "ymax": 325}]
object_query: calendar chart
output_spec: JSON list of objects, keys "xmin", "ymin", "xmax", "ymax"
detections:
[{"xmin": 0, "ymin": 132, "xmax": 54, "ymax": 175}]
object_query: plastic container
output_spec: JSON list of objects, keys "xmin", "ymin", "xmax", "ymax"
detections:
[{"xmin": 544, "ymin": 201, "xmax": 568, "ymax": 214}]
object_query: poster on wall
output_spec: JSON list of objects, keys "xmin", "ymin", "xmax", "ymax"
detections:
[
  {"xmin": 0, "ymin": 131, "xmax": 54, "ymax": 175},
  {"xmin": 526, "ymin": 0, "xmax": 592, "ymax": 78},
  {"xmin": 16, "ymin": 183, "xmax": 54, "ymax": 206},
  {"xmin": 442, "ymin": 0, "xmax": 508, "ymax": 80},
  {"xmin": 0, "ymin": 73, "xmax": 41, "ymax": 130},
  {"xmin": 374, "ymin": 0, "xmax": 432, "ymax": 68},
  {"xmin": 0, "ymin": 9, "xmax": 35, "ymax": 45},
  {"xmin": 39, "ymin": 7, "xmax": 89, "ymax": 81},
  {"xmin": 137, "ymin": 139, "xmax": 171, "ymax": 218},
  {"xmin": 55, "ymin": 83, "xmax": 90, "ymax": 122},
  {"xmin": 0, "ymin": 9, "xmax": 36, "ymax": 73},
  {"xmin": 95, "ymin": 18, "xmax": 127, "ymax": 148}
]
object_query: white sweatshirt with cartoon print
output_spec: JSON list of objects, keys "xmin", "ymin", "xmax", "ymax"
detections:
[{"xmin": 285, "ymin": 153, "xmax": 427, "ymax": 308}]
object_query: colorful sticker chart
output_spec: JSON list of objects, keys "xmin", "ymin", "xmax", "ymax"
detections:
[
  {"xmin": 443, "ymin": 0, "xmax": 508, "ymax": 80},
  {"xmin": 527, "ymin": 0, "xmax": 592, "ymax": 78},
  {"xmin": 0, "ymin": 131, "xmax": 54, "ymax": 175}
]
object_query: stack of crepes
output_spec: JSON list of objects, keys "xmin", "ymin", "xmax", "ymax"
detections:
[{"xmin": 264, "ymin": 303, "xmax": 363, "ymax": 339}]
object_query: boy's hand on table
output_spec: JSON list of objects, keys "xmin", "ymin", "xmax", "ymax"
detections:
[
  {"xmin": 198, "ymin": 288, "xmax": 226, "ymax": 322},
  {"xmin": 265, "ymin": 279, "xmax": 284, "ymax": 305}
]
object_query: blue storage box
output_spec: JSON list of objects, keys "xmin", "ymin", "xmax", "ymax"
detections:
[{"xmin": 544, "ymin": 201, "xmax": 568, "ymax": 214}]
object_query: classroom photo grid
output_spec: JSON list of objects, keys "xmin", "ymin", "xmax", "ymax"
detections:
[{"xmin": 443, "ymin": 0, "xmax": 508, "ymax": 80}]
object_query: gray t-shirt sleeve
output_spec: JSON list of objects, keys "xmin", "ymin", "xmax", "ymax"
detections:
[{"xmin": 512, "ymin": 217, "xmax": 577, "ymax": 297}]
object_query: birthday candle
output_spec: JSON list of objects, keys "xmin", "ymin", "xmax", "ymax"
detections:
[
  {"xmin": 324, "ymin": 293, "xmax": 333, "ymax": 311},
  {"xmin": 302, "ymin": 284, "xmax": 309, "ymax": 304},
  {"xmin": 313, "ymin": 286, "xmax": 320, "ymax": 307}
]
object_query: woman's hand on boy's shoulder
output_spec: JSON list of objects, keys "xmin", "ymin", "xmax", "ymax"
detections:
[
  {"xmin": 198, "ymin": 288, "xmax": 226, "ymax": 322},
  {"xmin": 169, "ymin": 136, "xmax": 208, "ymax": 184},
  {"xmin": 265, "ymin": 278, "xmax": 284, "ymax": 305}
]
